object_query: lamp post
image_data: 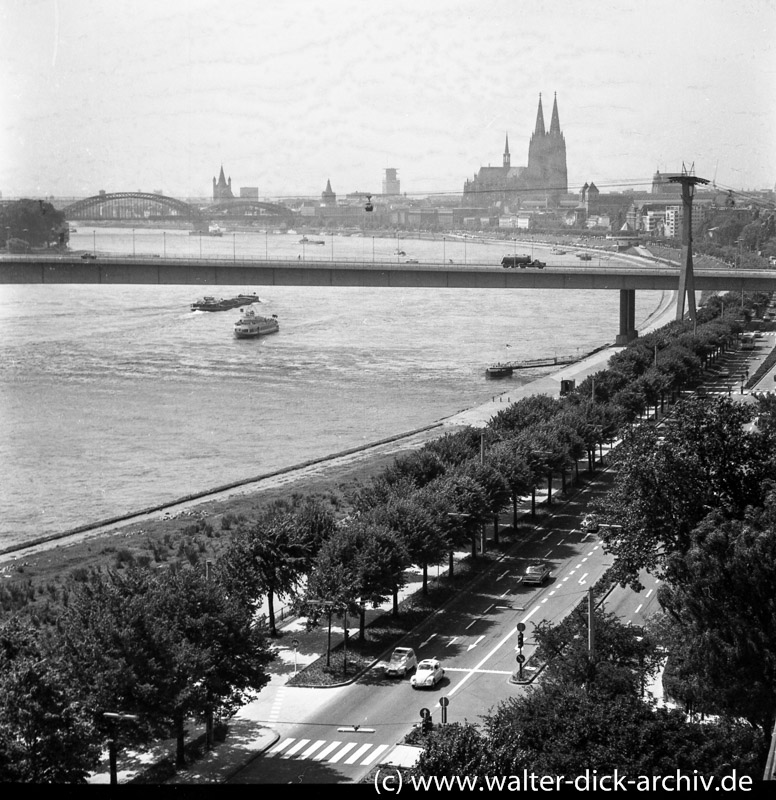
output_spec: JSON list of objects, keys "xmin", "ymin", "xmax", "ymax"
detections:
[
  {"xmin": 372, "ymin": 236, "xmax": 375, "ymax": 264},
  {"xmin": 443, "ymin": 236, "xmax": 446, "ymax": 265},
  {"xmin": 331, "ymin": 230, "xmax": 334, "ymax": 261},
  {"xmin": 163, "ymin": 231, "xmax": 166, "ymax": 258},
  {"xmin": 132, "ymin": 228, "xmax": 135, "ymax": 257},
  {"xmin": 464, "ymin": 236, "xmax": 467, "ymax": 264},
  {"xmin": 5, "ymin": 227, "xmax": 10, "ymax": 251},
  {"xmin": 103, "ymin": 712, "xmax": 139, "ymax": 787},
  {"xmin": 233, "ymin": 232, "xmax": 236, "ymax": 263},
  {"xmin": 396, "ymin": 230, "xmax": 400, "ymax": 263},
  {"xmin": 199, "ymin": 231, "xmax": 202, "ymax": 259},
  {"xmin": 265, "ymin": 229, "xmax": 268, "ymax": 260},
  {"xmin": 92, "ymin": 230, "xmax": 96, "ymax": 256}
]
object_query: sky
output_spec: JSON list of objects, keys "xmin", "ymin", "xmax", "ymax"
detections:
[{"xmin": 1, "ymin": 0, "xmax": 775, "ymax": 200}]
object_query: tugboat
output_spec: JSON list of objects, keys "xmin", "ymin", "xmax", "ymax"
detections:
[{"xmin": 234, "ymin": 309, "xmax": 279, "ymax": 339}]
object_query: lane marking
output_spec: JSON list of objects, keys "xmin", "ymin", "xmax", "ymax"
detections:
[
  {"xmin": 544, "ymin": 550, "xmax": 553, "ymax": 558},
  {"xmin": 419, "ymin": 633, "xmax": 436, "ymax": 648},
  {"xmin": 328, "ymin": 742, "xmax": 357, "ymax": 763},
  {"xmin": 300, "ymin": 740, "xmax": 326, "ymax": 759},
  {"xmin": 467, "ymin": 635, "xmax": 485, "ymax": 651},
  {"xmin": 272, "ymin": 738, "xmax": 296, "ymax": 755},
  {"xmin": 645, "ymin": 589, "xmax": 653, "ymax": 598},
  {"xmin": 497, "ymin": 570, "xmax": 510, "ymax": 581},
  {"xmin": 634, "ymin": 603, "xmax": 643, "ymax": 614},
  {"xmin": 447, "ymin": 605, "xmax": 541, "ymax": 697},
  {"xmin": 344, "ymin": 743, "xmax": 373, "ymax": 765},
  {"xmin": 446, "ymin": 636, "xmax": 459, "ymax": 648},
  {"xmin": 361, "ymin": 744, "xmax": 390, "ymax": 766},
  {"xmin": 578, "ymin": 573, "xmax": 588, "ymax": 585},
  {"xmin": 313, "ymin": 741, "xmax": 342, "ymax": 761},
  {"xmin": 283, "ymin": 738, "xmax": 311, "ymax": 757}
]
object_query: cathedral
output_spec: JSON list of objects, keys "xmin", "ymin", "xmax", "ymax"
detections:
[
  {"xmin": 212, "ymin": 165, "xmax": 234, "ymax": 201},
  {"xmin": 463, "ymin": 93, "xmax": 568, "ymax": 207}
]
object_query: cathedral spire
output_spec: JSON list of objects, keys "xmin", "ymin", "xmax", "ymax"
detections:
[
  {"xmin": 534, "ymin": 93, "xmax": 545, "ymax": 136},
  {"xmin": 218, "ymin": 164, "xmax": 227, "ymax": 185},
  {"xmin": 549, "ymin": 92, "xmax": 561, "ymax": 135},
  {"xmin": 503, "ymin": 132, "xmax": 510, "ymax": 168}
]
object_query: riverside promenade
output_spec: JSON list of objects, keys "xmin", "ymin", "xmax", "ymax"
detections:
[{"xmin": 88, "ymin": 292, "xmax": 696, "ymax": 784}]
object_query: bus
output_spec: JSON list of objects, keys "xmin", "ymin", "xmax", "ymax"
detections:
[{"xmin": 741, "ymin": 333, "xmax": 755, "ymax": 351}]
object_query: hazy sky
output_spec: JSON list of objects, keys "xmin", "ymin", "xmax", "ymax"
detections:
[{"xmin": 2, "ymin": 0, "xmax": 774, "ymax": 200}]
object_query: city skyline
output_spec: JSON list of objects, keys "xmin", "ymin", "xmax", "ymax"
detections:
[{"xmin": 1, "ymin": 0, "xmax": 775, "ymax": 200}]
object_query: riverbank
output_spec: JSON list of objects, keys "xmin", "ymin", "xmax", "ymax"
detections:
[{"xmin": 0, "ymin": 290, "xmax": 678, "ymax": 595}]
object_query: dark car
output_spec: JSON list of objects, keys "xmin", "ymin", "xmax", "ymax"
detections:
[
  {"xmin": 81, "ymin": 252, "xmax": 97, "ymax": 260},
  {"xmin": 522, "ymin": 561, "xmax": 551, "ymax": 585}
]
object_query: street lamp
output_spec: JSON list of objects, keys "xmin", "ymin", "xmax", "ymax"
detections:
[
  {"xmin": 199, "ymin": 231, "xmax": 202, "ymax": 259},
  {"xmin": 92, "ymin": 230, "xmax": 96, "ymax": 256},
  {"xmin": 396, "ymin": 230, "xmax": 400, "ymax": 263},
  {"xmin": 443, "ymin": 236, "xmax": 446, "ymax": 264},
  {"xmin": 163, "ymin": 230, "xmax": 166, "ymax": 258},
  {"xmin": 132, "ymin": 228, "xmax": 135, "ymax": 257},
  {"xmin": 265, "ymin": 229, "xmax": 268, "ymax": 260},
  {"xmin": 102, "ymin": 712, "xmax": 139, "ymax": 787},
  {"xmin": 233, "ymin": 232, "xmax": 236, "ymax": 263},
  {"xmin": 5, "ymin": 227, "xmax": 10, "ymax": 252},
  {"xmin": 372, "ymin": 236, "xmax": 375, "ymax": 264}
]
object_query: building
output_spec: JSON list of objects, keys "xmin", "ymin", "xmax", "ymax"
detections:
[
  {"xmin": 212, "ymin": 166, "xmax": 234, "ymax": 200},
  {"xmin": 321, "ymin": 179, "xmax": 336, "ymax": 206},
  {"xmin": 383, "ymin": 168, "xmax": 401, "ymax": 196},
  {"xmin": 463, "ymin": 93, "xmax": 568, "ymax": 208}
]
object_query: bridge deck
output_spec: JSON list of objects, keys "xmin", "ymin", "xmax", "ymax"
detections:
[{"xmin": 2, "ymin": 255, "xmax": 775, "ymax": 292}]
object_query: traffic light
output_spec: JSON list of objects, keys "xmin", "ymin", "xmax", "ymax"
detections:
[
  {"xmin": 421, "ymin": 710, "xmax": 433, "ymax": 734},
  {"xmin": 517, "ymin": 631, "xmax": 524, "ymax": 649}
]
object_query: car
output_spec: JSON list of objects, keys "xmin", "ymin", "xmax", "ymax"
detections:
[
  {"xmin": 581, "ymin": 513, "xmax": 599, "ymax": 533},
  {"xmin": 530, "ymin": 259, "xmax": 546, "ymax": 268},
  {"xmin": 410, "ymin": 658, "xmax": 445, "ymax": 689},
  {"xmin": 81, "ymin": 252, "xmax": 97, "ymax": 260},
  {"xmin": 385, "ymin": 646, "xmax": 417, "ymax": 678},
  {"xmin": 405, "ymin": 258, "xmax": 419, "ymax": 263},
  {"xmin": 522, "ymin": 561, "xmax": 551, "ymax": 584}
]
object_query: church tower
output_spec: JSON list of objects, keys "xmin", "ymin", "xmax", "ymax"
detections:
[
  {"xmin": 213, "ymin": 165, "xmax": 234, "ymax": 200},
  {"xmin": 526, "ymin": 92, "xmax": 567, "ymax": 203},
  {"xmin": 503, "ymin": 133, "xmax": 511, "ymax": 168}
]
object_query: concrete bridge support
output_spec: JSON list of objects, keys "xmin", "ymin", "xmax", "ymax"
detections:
[{"xmin": 616, "ymin": 289, "xmax": 638, "ymax": 345}]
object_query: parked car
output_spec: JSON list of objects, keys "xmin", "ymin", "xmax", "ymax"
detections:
[
  {"xmin": 581, "ymin": 513, "xmax": 599, "ymax": 532},
  {"xmin": 80, "ymin": 252, "xmax": 97, "ymax": 260},
  {"xmin": 522, "ymin": 561, "xmax": 551, "ymax": 585},
  {"xmin": 410, "ymin": 658, "xmax": 445, "ymax": 689},
  {"xmin": 385, "ymin": 647, "xmax": 417, "ymax": 678}
]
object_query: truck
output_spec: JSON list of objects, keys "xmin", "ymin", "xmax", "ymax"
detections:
[{"xmin": 501, "ymin": 254, "xmax": 533, "ymax": 268}]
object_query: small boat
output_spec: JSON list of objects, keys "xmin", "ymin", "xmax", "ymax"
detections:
[
  {"xmin": 300, "ymin": 236, "xmax": 325, "ymax": 245},
  {"xmin": 576, "ymin": 252, "xmax": 593, "ymax": 261},
  {"xmin": 551, "ymin": 247, "xmax": 566, "ymax": 255},
  {"xmin": 191, "ymin": 293, "xmax": 260, "ymax": 312},
  {"xmin": 208, "ymin": 224, "xmax": 224, "ymax": 237},
  {"xmin": 234, "ymin": 309, "xmax": 279, "ymax": 339}
]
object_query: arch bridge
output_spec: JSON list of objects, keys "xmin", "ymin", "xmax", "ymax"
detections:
[{"xmin": 64, "ymin": 192, "xmax": 195, "ymax": 221}]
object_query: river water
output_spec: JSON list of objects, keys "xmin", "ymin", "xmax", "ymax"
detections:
[{"xmin": 0, "ymin": 228, "xmax": 667, "ymax": 548}]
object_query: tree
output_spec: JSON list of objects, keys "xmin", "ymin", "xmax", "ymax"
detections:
[
  {"xmin": 598, "ymin": 396, "xmax": 769, "ymax": 587},
  {"xmin": 377, "ymin": 487, "xmax": 449, "ymax": 597},
  {"xmin": 56, "ymin": 565, "xmax": 274, "ymax": 766},
  {"xmin": 0, "ymin": 199, "xmax": 67, "ymax": 248},
  {"xmin": 219, "ymin": 498, "xmax": 331, "ymax": 636},
  {"xmin": 655, "ymin": 498, "xmax": 776, "ymax": 736},
  {"xmin": 487, "ymin": 437, "xmax": 533, "ymax": 529},
  {"xmin": 534, "ymin": 607, "xmax": 662, "ymax": 699},
  {"xmin": 0, "ymin": 618, "xmax": 100, "ymax": 783}
]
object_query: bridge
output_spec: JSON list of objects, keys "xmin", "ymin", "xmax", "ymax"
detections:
[
  {"xmin": 62, "ymin": 192, "xmax": 295, "ymax": 223},
  {"xmin": 3, "ymin": 255, "xmax": 774, "ymax": 345}
]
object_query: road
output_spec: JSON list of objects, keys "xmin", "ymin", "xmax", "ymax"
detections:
[{"xmin": 229, "ymin": 469, "xmax": 618, "ymax": 784}]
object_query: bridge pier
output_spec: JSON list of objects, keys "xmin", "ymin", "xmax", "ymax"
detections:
[{"xmin": 615, "ymin": 289, "xmax": 638, "ymax": 345}]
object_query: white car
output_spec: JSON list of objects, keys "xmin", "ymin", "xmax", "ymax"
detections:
[{"xmin": 410, "ymin": 658, "xmax": 445, "ymax": 689}]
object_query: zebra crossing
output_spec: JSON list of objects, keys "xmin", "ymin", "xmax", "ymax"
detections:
[{"xmin": 266, "ymin": 737, "xmax": 394, "ymax": 767}]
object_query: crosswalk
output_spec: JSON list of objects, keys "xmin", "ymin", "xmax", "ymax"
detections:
[{"xmin": 266, "ymin": 737, "xmax": 394, "ymax": 767}]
